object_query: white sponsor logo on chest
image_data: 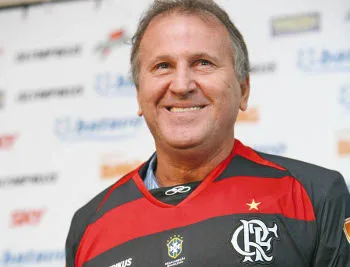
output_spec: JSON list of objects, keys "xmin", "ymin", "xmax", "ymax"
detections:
[{"xmin": 109, "ymin": 257, "xmax": 132, "ymax": 267}]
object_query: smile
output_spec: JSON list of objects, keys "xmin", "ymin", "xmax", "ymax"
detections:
[{"xmin": 169, "ymin": 106, "xmax": 204, "ymax": 113}]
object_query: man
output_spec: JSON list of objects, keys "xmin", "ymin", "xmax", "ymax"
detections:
[{"xmin": 66, "ymin": 0, "xmax": 350, "ymax": 266}]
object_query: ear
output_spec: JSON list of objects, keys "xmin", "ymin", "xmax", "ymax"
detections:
[
  {"xmin": 239, "ymin": 75, "xmax": 250, "ymax": 111},
  {"xmin": 136, "ymin": 87, "xmax": 143, "ymax": 116}
]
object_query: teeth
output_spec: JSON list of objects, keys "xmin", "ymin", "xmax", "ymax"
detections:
[{"xmin": 170, "ymin": 107, "xmax": 202, "ymax": 113}]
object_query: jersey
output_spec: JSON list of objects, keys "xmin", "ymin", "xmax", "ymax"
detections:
[{"xmin": 65, "ymin": 139, "xmax": 350, "ymax": 267}]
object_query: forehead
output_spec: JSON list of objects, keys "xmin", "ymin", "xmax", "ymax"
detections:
[{"xmin": 138, "ymin": 12, "xmax": 233, "ymax": 60}]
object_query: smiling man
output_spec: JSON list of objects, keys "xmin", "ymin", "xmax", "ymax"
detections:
[{"xmin": 66, "ymin": 1, "xmax": 350, "ymax": 266}]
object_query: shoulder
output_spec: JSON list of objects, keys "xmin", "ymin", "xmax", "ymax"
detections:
[
  {"xmin": 256, "ymin": 151, "xmax": 348, "ymax": 214},
  {"xmin": 66, "ymin": 184, "xmax": 112, "ymax": 246},
  {"xmin": 66, "ymin": 167, "xmax": 141, "ymax": 260}
]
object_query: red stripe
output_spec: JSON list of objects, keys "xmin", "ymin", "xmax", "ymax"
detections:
[
  {"xmin": 75, "ymin": 166, "xmax": 144, "ymax": 267},
  {"xmin": 76, "ymin": 175, "xmax": 315, "ymax": 265},
  {"xmin": 132, "ymin": 142, "xmax": 238, "ymax": 207}
]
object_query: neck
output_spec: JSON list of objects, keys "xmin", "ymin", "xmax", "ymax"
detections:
[{"xmin": 154, "ymin": 138, "xmax": 234, "ymax": 187}]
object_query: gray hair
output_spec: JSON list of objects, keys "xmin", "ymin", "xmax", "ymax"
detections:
[{"xmin": 130, "ymin": 0, "xmax": 250, "ymax": 87}]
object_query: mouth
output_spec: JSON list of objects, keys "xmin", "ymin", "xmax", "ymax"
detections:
[{"xmin": 166, "ymin": 106, "xmax": 205, "ymax": 113}]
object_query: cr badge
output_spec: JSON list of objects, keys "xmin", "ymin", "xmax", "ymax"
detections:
[{"xmin": 231, "ymin": 219, "xmax": 279, "ymax": 263}]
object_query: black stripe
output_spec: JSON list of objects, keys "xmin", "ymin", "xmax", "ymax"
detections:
[
  {"xmin": 216, "ymin": 155, "xmax": 289, "ymax": 182},
  {"xmin": 90, "ymin": 179, "xmax": 143, "ymax": 224},
  {"xmin": 83, "ymin": 214, "xmax": 314, "ymax": 267}
]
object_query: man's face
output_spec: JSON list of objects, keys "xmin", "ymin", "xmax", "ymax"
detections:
[{"xmin": 137, "ymin": 13, "xmax": 249, "ymax": 151}]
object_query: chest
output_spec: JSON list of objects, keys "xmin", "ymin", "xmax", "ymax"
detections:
[{"xmin": 77, "ymin": 182, "xmax": 317, "ymax": 267}]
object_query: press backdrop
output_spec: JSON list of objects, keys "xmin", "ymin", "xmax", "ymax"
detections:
[{"xmin": 0, "ymin": 0, "xmax": 349, "ymax": 266}]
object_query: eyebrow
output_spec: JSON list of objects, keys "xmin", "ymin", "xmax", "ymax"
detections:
[{"xmin": 148, "ymin": 52, "xmax": 220, "ymax": 66}]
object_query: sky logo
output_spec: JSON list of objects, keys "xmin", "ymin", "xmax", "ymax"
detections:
[
  {"xmin": 95, "ymin": 73, "xmax": 136, "ymax": 97},
  {"xmin": 1, "ymin": 250, "xmax": 64, "ymax": 265},
  {"xmin": 297, "ymin": 48, "xmax": 350, "ymax": 72},
  {"xmin": 54, "ymin": 116, "xmax": 143, "ymax": 141}
]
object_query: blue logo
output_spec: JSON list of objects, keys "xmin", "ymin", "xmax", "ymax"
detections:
[
  {"xmin": 253, "ymin": 143, "xmax": 287, "ymax": 156},
  {"xmin": 1, "ymin": 250, "xmax": 64, "ymax": 265},
  {"xmin": 54, "ymin": 116, "xmax": 143, "ymax": 141},
  {"xmin": 339, "ymin": 85, "xmax": 350, "ymax": 111},
  {"xmin": 297, "ymin": 48, "xmax": 350, "ymax": 72},
  {"xmin": 95, "ymin": 73, "xmax": 136, "ymax": 97}
]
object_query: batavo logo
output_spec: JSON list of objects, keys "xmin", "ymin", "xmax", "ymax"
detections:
[
  {"xmin": 95, "ymin": 29, "xmax": 130, "ymax": 58},
  {"xmin": 271, "ymin": 12, "xmax": 320, "ymax": 36},
  {"xmin": 1, "ymin": 250, "xmax": 65, "ymax": 265},
  {"xmin": 297, "ymin": 47, "xmax": 350, "ymax": 72},
  {"xmin": 10, "ymin": 208, "xmax": 45, "ymax": 227},
  {"xmin": 54, "ymin": 116, "xmax": 143, "ymax": 142},
  {"xmin": 0, "ymin": 134, "xmax": 18, "ymax": 150},
  {"xmin": 95, "ymin": 72, "xmax": 136, "ymax": 97},
  {"xmin": 236, "ymin": 107, "xmax": 260, "ymax": 123}
]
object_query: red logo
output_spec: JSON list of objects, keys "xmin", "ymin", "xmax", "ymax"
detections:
[
  {"xmin": 10, "ymin": 209, "xmax": 45, "ymax": 227},
  {"xmin": 95, "ymin": 29, "xmax": 130, "ymax": 58},
  {"xmin": 0, "ymin": 134, "xmax": 17, "ymax": 149}
]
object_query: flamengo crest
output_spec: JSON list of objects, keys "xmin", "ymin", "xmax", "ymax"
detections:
[{"xmin": 231, "ymin": 219, "xmax": 279, "ymax": 263}]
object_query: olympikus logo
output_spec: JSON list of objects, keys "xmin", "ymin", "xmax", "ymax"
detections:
[
  {"xmin": 108, "ymin": 257, "xmax": 132, "ymax": 267},
  {"xmin": 16, "ymin": 45, "xmax": 81, "ymax": 62},
  {"xmin": 17, "ymin": 85, "xmax": 83, "ymax": 102}
]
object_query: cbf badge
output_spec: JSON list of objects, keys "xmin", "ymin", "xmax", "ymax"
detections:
[
  {"xmin": 167, "ymin": 235, "xmax": 183, "ymax": 259},
  {"xmin": 231, "ymin": 219, "xmax": 279, "ymax": 263}
]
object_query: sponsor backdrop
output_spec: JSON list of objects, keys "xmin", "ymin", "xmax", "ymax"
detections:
[{"xmin": 0, "ymin": 0, "xmax": 349, "ymax": 266}]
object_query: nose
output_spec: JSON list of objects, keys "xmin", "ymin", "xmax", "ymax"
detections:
[{"xmin": 169, "ymin": 64, "xmax": 197, "ymax": 97}]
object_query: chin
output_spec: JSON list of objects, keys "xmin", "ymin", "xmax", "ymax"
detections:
[{"xmin": 164, "ymin": 135, "xmax": 204, "ymax": 150}]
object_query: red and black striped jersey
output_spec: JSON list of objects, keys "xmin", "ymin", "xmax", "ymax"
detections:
[{"xmin": 66, "ymin": 139, "xmax": 350, "ymax": 267}]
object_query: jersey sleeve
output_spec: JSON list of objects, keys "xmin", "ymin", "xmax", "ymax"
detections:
[
  {"xmin": 65, "ymin": 186, "xmax": 111, "ymax": 267},
  {"xmin": 65, "ymin": 210, "xmax": 81, "ymax": 267},
  {"xmin": 313, "ymin": 172, "xmax": 350, "ymax": 267}
]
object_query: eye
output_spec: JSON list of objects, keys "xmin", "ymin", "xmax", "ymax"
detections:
[
  {"xmin": 155, "ymin": 62, "xmax": 169, "ymax": 69},
  {"xmin": 198, "ymin": 59, "xmax": 211, "ymax": 65},
  {"xmin": 194, "ymin": 59, "xmax": 213, "ymax": 67}
]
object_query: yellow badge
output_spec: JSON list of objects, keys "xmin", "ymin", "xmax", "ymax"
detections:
[{"xmin": 344, "ymin": 218, "xmax": 350, "ymax": 243}]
